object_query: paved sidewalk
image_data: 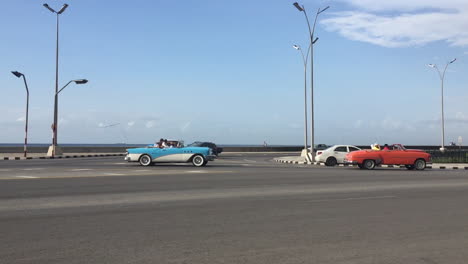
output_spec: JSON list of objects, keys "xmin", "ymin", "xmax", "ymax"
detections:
[
  {"xmin": 1, "ymin": 153, "xmax": 125, "ymax": 161},
  {"xmin": 274, "ymin": 156, "xmax": 468, "ymax": 170}
]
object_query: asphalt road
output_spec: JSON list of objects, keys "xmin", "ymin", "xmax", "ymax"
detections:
[{"xmin": 1, "ymin": 154, "xmax": 468, "ymax": 264}]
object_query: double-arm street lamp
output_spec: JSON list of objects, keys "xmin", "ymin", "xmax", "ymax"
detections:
[
  {"xmin": 43, "ymin": 3, "xmax": 80, "ymax": 156},
  {"xmin": 427, "ymin": 58, "xmax": 457, "ymax": 152},
  {"xmin": 293, "ymin": 2, "xmax": 329, "ymax": 162},
  {"xmin": 11, "ymin": 71, "xmax": 30, "ymax": 157},
  {"xmin": 293, "ymin": 44, "xmax": 311, "ymax": 162},
  {"xmin": 43, "ymin": 3, "xmax": 69, "ymax": 156}
]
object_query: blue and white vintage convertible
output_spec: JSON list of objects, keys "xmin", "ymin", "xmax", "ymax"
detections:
[{"xmin": 125, "ymin": 142, "xmax": 216, "ymax": 167}]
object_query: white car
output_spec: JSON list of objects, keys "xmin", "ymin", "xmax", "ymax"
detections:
[{"xmin": 314, "ymin": 145, "xmax": 361, "ymax": 166}]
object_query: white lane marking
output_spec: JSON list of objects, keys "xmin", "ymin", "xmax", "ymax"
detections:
[
  {"xmin": 186, "ymin": 170, "xmax": 205, "ymax": 173},
  {"xmin": 113, "ymin": 163, "xmax": 127, "ymax": 165},
  {"xmin": 16, "ymin": 176, "xmax": 39, "ymax": 179},
  {"xmin": 71, "ymin": 169, "xmax": 92, "ymax": 171},
  {"xmin": 309, "ymin": 196, "xmax": 396, "ymax": 203},
  {"xmin": 23, "ymin": 168, "xmax": 45, "ymax": 171},
  {"xmin": 243, "ymin": 159, "xmax": 257, "ymax": 163},
  {"xmin": 103, "ymin": 173, "xmax": 124, "ymax": 176},
  {"xmin": 0, "ymin": 169, "xmax": 12, "ymax": 172},
  {"xmin": 135, "ymin": 170, "xmax": 152, "ymax": 172},
  {"xmin": 241, "ymin": 164, "xmax": 252, "ymax": 167}
]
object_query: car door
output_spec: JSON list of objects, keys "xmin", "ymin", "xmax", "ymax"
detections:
[
  {"xmin": 382, "ymin": 147, "xmax": 404, "ymax": 165},
  {"xmin": 148, "ymin": 147, "xmax": 164, "ymax": 162},
  {"xmin": 333, "ymin": 146, "xmax": 348, "ymax": 163},
  {"xmin": 151, "ymin": 147, "xmax": 183, "ymax": 162}
]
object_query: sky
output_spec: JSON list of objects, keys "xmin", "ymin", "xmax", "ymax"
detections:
[{"xmin": 1, "ymin": 0, "xmax": 467, "ymax": 145}]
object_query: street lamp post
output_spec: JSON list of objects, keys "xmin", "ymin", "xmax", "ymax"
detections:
[
  {"xmin": 293, "ymin": 44, "xmax": 311, "ymax": 162},
  {"xmin": 44, "ymin": 79, "xmax": 88, "ymax": 157},
  {"xmin": 11, "ymin": 71, "xmax": 30, "ymax": 158},
  {"xmin": 293, "ymin": 2, "xmax": 329, "ymax": 162},
  {"xmin": 43, "ymin": 3, "xmax": 69, "ymax": 157},
  {"xmin": 428, "ymin": 58, "xmax": 457, "ymax": 153}
]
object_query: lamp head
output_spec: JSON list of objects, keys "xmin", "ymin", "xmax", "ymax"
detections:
[
  {"xmin": 43, "ymin": 3, "xmax": 56, "ymax": 13},
  {"xmin": 427, "ymin": 64, "xmax": 435, "ymax": 68},
  {"xmin": 11, "ymin": 71, "xmax": 23, "ymax": 78},
  {"xmin": 293, "ymin": 2, "xmax": 304, "ymax": 12},
  {"xmin": 449, "ymin": 58, "xmax": 457, "ymax": 64},
  {"xmin": 73, "ymin": 79, "xmax": 88, "ymax": 84},
  {"xmin": 319, "ymin": 6, "xmax": 330, "ymax": 14},
  {"xmin": 57, "ymin": 4, "xmax": 69, "ymax": 14},
  {"xmin": 293, "ymin": 45, "xmax": 301, "ymax": 50}
]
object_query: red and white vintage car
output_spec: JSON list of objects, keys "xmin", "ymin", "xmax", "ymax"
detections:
[{"xmin": 344, "ymin": 144, "xmax": 431, "ymax": 170}]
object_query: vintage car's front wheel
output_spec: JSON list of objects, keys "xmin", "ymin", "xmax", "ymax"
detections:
[
  {"xmin": 414, "ymin": 159, "xmax": 426, "ymax": 170},
  {"xmin": 363, "ymin": 159, "xmax": 376, "ymax": 170},
  {"xmin": 192, "ymin": 155, "xmax": 206, "ymax": 167},
  {"xmin": 139, "ymin": 154, "xmax": 153, "ymax": 166}
]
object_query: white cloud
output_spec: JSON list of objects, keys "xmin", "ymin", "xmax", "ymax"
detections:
[
  {"xmin": 16, "ymin": 117, "xmax": 25, "ymax": 122},
  {"xmin": 181, "ymin": 121, "xmax": 191, "ymax": 133},
  {"xmin": 354, "ymin": 119, "xmax": 363, "ymax": 128},
  {"xmin": 98, "ymin": 122, "xmax": 105, "ymax": 128},
  {"xmin": 145, "ymin": 120, "xmax": 156, "ymax": 128},
  {"xmin": 322, "ymin": 0, "xmax": 468, "ymax": 47},
  {"xmin": 381, "ymin": 118, "xmax": 401, "ymax": 130},
  {"xmin": 127, "ymin": 121, "xmax": 135, "ymax": 127},
  {"xmin": 288, "ymin": 123, "xmax": 302, "ymax": 129},
  {"xmin": 455, "ymin": 112, "xmax": 467, "ymax": 120},
  {"xmin": 58, "ymin": 118, "xmax": 68, "ymax": 125}
]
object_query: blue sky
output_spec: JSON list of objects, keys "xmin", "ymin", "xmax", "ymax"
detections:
[{"xmin": 1, "ymin": 0, "xmax": 467, "ymax": 145}]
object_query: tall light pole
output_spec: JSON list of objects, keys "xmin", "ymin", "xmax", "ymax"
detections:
[
  {"xmin": 11, "ymin": 71, "xmax": 30, "ymax": 158},
  {"xmin": 43, "ymin": 3, "xmax": 69, "ymax": 157},
  {"xmin": 428, "ymin": 58, "xmax": 457, "ymax": 152},
  {"xmin": 293, "ymin": 2, "xmax": 329, "ymax": 162},
  {"xmin": 293, "ymin": 44, "xmax": 311, "ymax": 162}
]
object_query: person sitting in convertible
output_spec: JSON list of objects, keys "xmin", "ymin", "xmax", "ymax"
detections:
[{"xmin": 371, "ymin": 143, "xmax": 381, "ymax": 151}]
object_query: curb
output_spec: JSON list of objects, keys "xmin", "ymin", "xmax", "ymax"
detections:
[
  {"xmin": 1, "ymin": 154, "xmax": 125, "ymax": 161},
  {"xmin": 273, "ymin": 159, "xmax": 468, "ymax": 170}
]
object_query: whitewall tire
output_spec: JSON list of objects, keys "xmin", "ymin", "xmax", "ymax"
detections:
[{"xmin": 139, "ymin": 154, "xmax": 153, "ymax": 166}]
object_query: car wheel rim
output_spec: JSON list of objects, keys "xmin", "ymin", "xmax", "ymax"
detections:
[
  {"xmin": 416, "ymin": 160, "xmax": 425, "ymax": 169},
  {"xmin": 194, "ymin": 156, "xmax": 203, "ymax": 165},
  {"xmin": 141, "ymin": 156, "xmax": 150, "ymax": 165}
]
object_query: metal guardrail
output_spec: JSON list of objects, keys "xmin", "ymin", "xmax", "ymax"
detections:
[{"xmin": 427, "ymin": 149, "xmax": 468, "ymax": 163}]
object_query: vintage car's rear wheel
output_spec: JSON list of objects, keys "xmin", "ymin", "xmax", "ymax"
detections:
[
  {"xmin": 414, "ymin": 159, "xmax": 426, "ymax": 170},
  {"xmin": 139, "ymin": 154, "xmax": 153, "ymax": 166},
  {"xmin": 363, "ymin": 159, "xmax": 376, "ymax": 170},
  {"xmin": 192, "ymin": 155, "xmax": 206, "ymax": 167},
  {"xmin": 325, "ymin": 157, "xmax": 337, "ymax": 167}
]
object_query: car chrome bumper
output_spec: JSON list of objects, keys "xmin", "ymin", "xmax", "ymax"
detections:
[{"xmin": 343, "ymin": 159, "xmax": 358, "ymax": 165}]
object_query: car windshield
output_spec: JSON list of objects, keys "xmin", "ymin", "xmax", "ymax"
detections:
[
  {"xmin": 392, "ymin": 144, "xmax": 406, "ymax": 150},
  {"xmin": 187, "ymin": 142, "xmax": 202, "ymax": 147}
]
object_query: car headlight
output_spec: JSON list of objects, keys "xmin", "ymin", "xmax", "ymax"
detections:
[{"xmin": 209, "ymin": 149, "xmax": 213, "ymax": 155}]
